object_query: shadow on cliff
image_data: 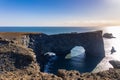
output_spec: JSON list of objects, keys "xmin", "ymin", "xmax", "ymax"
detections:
[
  {"xmin": 28, "ymin": 31, "xmax": 105, "ymax": 74},
  {"xmin": 0, "ymin": 53, "xmax": 33, "ymax": 72},
  {"xmin": 84, "ymin": 54, "xmax": 104, "ymax": 72}
]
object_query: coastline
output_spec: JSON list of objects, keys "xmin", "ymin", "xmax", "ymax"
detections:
[{"xmin": 0, "ymin": 30, "xmax": 120, "ymax": 80}]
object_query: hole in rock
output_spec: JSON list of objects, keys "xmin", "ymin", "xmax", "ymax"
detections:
[
  {"xmin": 40, "ymin": 46, "xmax": 103, "ymax": 74},
  {"xmin": 42, "ymin": 46, "xmax": 87, "ymax": 74},
  {"xmin": 65, "ymin": 46, "xmax": 86, "ymax": 59}
]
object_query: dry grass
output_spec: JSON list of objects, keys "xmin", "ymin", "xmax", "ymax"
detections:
[
  {"xmin": 0, "ymin": 32, "xmax": 41, "ymax": 47},
  {"xmin": 0, "ymin": 32, "xmax": 41, "ymax": 35},
  {"xmin": 0, "ymin": 32, "xmax": 40, "ymax": 41}
]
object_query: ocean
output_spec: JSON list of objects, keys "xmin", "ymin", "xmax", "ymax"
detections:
[
  {"xmin": 0, "ymin": 27, "xmax": 104, "ymax": 35},
  {"xmin": 0, "ymin": 26, "xmax": 120, "ymax": 74}
]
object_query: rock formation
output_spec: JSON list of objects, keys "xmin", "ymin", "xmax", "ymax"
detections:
[
  {"xmin": 28, "ymin": 31, "xmax": 105, "ymax": 72},
  {"xmin": 0, "ymin": 38, "xmax": 62, "ymax": 80},
  {"xmin": 109, "ymin": 60, "xmax": 120, "ymax": 69},
  {"xmin": 42, "ymin": 31, "xmax": 105, "ymax": 57},
  {"xmin": 0, "ymin": 31, "xmax": 109, "ymax": 80},
  {"xmin": 0, "ymin": 31, "xmax": 105, "ymax": 57},
  {"xmin": 103, "ymin": 33, "xmax": 116, "ymax": 38},
  {"xmin": 57, "ymin": 68, "xmax": 120, "ymax": 80}
]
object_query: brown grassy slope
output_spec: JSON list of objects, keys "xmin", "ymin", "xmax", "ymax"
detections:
[
  {"xmin": 0, "ymin": 32, "xmax": 41, "ymax": 47},
  {"xmin": 58, "ymin": 69, "xmax": 120, "ymax": 80},
  {"xmin": 0, "ymin": 39, "xmax": 62, "ymax": 80},
  {"xmin": 0, "ymin": 32, "xmax": 40, "ymax": 40}
]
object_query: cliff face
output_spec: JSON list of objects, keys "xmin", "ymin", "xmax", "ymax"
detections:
[
  {"xmin": 28, "ymin": 31, "xmax": 105, "ymax": 57},
  {"xmin": 0, "ymin": 31, "xmax": 118, "ymax": 80},
  {"xmin": 0, "ymin": 39, "xmax": 62, "ymax": 80},
  {"xmin": 57, "ymin": 68, "xmax": 120, "ymax": 80},
  {"xmin": 0, "ymin": 31, "xmax": 105, "ymax": 57}
]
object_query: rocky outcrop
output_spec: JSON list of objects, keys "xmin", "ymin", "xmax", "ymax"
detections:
[
  {"xmin": 57, "ymin": 69, "xmax": 120, "ymax": 80},
  {"xmin": 0, "ymin": 39, "xmax": 39, "ymax": 72},
  {"xmin": 0, "ymin": 31, "xmax": 106, "ymax": 79},
  {"xmin": 27, "ymin": 31, "xmax": 105, "ymax": 72},
  {"xmin": 0, "ymin": 39, "xmax": 62, "ymax": 80},
  {"xmin": 46, "ymin": 31, "xmax": 104, "ymax": 57},
  {"xmin": 109, "ymin": 60, "xmax": 120, "ymax": 69},
  {"xmin": 58, "ymin": 69, "xmax": 81, "ymax": 80},
  {"xmin": 28, "ymin": 31, "xmax": 105, "ymax": 58},
  {"xmin": 0, "ymin": 31, "xmax": 105, "ymax": 73},
  {"xmin": 103, "ymin": 33, "xmax": 116, "ymax": 38},
  {"xmin": 0, "ymin": 31, "xmax": 105, "ymax": 57}
]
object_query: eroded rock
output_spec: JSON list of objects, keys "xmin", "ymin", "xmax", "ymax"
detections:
[
  {"xmin": 109, "ymin": 60, "xmax": 120, "ymax": 69},
  {"xmin": 103, "ymin": 33, "xmax": 116, "ymax": 38}
]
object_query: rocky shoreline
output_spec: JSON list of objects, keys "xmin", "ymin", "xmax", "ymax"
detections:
[{"xmin": 0, "ymin": 31, "xmax": 120, "ymax": 80}]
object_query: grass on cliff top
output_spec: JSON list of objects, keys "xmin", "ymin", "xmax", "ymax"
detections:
[
  {"xmin": 0, "ymin": 32, "xmax": 41, "ymax": 36},
  {"xmin": 0, "ymin": 32, "xmax": 43, "ymax": 43}
]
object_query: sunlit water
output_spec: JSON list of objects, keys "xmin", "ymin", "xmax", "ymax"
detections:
[{"xmin": 93, "ymin": 26, "xmax": 120, "ymax": 72}]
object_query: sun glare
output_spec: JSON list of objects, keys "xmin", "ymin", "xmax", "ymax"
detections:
[
  {"xmin": 105, "ymin": 26, "xmax": 120, "ymax": 36},
  {"xmin": 105, "ymin": 26, "xmax": 120, "ymax": 60}
]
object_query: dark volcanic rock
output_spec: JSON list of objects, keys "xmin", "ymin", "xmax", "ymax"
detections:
[
  {"xmin": 103, "ymin": 33, "xmax": 116, "ymax": 38},
  {"xmin": 111, "ymin": 47, "xmax": 116, "ymax": 54},
  {"xmin": 48, "ymin": 31, "xmax": 105, "ymax": 57},
  {"xmin": 0, "ymin": 39, "xmax": 9, "ymax": 45},
  {"xmin": 109, "ymin": 60, "xmax": 120, "ymax": 69},
  {"xmin": 27, "ymin": 31, "xmax": 105, "ymax": 72},
  {"xmin": 29, "ymin": 31, "xmax": 105, "ymax": 57}
]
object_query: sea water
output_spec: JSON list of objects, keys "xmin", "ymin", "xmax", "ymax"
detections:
[{"xmin": 0, "ymin": 27, "xmax": 104, "ymax": 35}]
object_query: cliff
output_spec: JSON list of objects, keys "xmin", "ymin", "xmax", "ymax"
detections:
[
  {"xmin": 0, "ymin": 31, "xmax": 105, "ymax": 72},
  {"xmin": 42, "ymin": 31, "xmax": 105, "ymax": 57},
  {"xmin": 0, "ymin": 39, "xmax": 120, "ymax": 80},
  {"xmin": 0, "ymin": 31, "xmax": 107, "ymax": 80},
  {"xmin": 0, "ymin": 38, "xmax": 62, "ymax": 80},
  {"xmin": 27, "ymin": 31, "xmax": 105, "ymax": 57},
  {"xmin": 0, "ymin": 31, "xmax": 105, "ymax": 57}
]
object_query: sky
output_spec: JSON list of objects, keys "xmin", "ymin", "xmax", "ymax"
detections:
[{"xmin": 0, "ymin": 0, "xmax": 120, "ymax": 26}]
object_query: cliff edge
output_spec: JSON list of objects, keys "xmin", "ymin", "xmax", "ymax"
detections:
[{"xmin": 1, "ymin": 31, "xmax": 117, "ymax": 80}]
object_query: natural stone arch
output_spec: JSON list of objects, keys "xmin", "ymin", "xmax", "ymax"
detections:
[{"xmin": 39, "ymin": 31, "xmax": 105, "ymax": 58}]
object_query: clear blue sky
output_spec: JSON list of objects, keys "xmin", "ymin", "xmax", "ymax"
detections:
[{"xmin": 0, "ymin": 0, "xmax": 119, "ymax": 26}]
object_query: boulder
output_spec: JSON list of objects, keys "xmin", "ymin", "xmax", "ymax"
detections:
[
  {"xmin": 109, "ymin": 60, "xmax": 120, "ymax": 69},
  {"xmin": 57, "ymin": 69, "xmax": 81, "ymax": 80},
  {"xmin": 0, "ymin": 39, "xmax": 9, "ymax": 45},
  {"xmin": 44, "ymin": 52, "xmax": 56, "ymax": 56},
  {"xmin": 103, "ymin": 33, "xmax": 116, "ymax": 38}
]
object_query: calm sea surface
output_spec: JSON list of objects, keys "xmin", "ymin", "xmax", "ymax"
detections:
[
  {"xmin": 0, "ymin": 27, "xmax": 104, "ymax": 35},
  {"xmin": 0, "ymin": 27, "xmax": 120, "ymax": 74}
]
